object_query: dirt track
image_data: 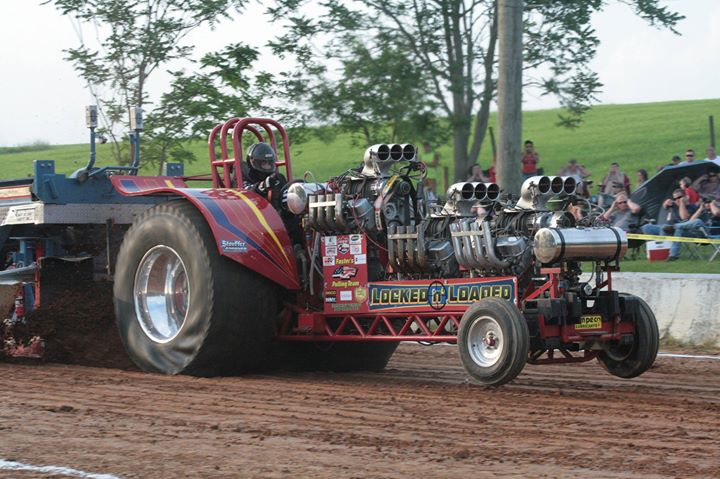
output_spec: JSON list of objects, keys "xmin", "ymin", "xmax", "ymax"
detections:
[{"xmin": 1, "ymin": 344, "xmax": 719, "ymax": 479}]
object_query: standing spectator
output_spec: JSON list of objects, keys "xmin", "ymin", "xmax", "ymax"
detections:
[
  {"xmin": 634, "ymin": 169, "xmax": 649, "ymax": 191},
  {"xmin": 521, "ymin": 140, "xmax": 540, "ymax": 179},
  {"xmin": 467, "ymin": 163, "xmax": 489, "ymax": 182},
  {"xmin": 598, "ymin": 162, "xmax": 630, "ymax": 207},
  {"xmin": 679, "ymin": 149, "xmax": 700, "ymax": 165},
  {"xmin": 702, "ymin": 146, "xmax": 718, "ymax": 165},
  {"xmin": 487, "ymin": 157, "xmax": 497, "ymax": 183},
  {"xmin": 558, "ymin": 159, "xmax": 591, "ymax": 196},
  {"xmin": 421, "ymin": 141, "xmax": 441, "ymax": 201},
  {"xmin": 557, "ymin": 158, "xmax": 590, "ymax": 182},
  {"xmin": 657, "ymin": 155, "xmax": 681, "ymax": 171},
  {"xmin": 600, "ymin": 193, "xmax": 642, "ymax": 232},
  {"xmin": 679, "ymin": 177, "xmax": 700, "ymax": 204}
]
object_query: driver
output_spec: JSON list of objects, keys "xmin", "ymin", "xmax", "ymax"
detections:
[{"xmin": 241, "ymin": 142, "xmax": 304, "ymax": 248}]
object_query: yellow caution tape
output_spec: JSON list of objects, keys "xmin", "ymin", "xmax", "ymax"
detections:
[{"xmin": 626, "ymin": 233, "xmax": 720, "ymax": 245}]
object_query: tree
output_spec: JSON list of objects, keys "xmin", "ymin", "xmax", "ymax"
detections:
[
  {"xmin": 143, "ymin": 43, "xmax": 307, "ymax": 173},
  {"xmin": 46, "ymin": 0, "xmax": 246, "ymax": 164},
  {"xmin": 299, "ymin": 37, "xmax": 448, "ymax": 148},
  {"xmin": 268, "ymin": 0, "xmax": 682, "ymax": 181}
]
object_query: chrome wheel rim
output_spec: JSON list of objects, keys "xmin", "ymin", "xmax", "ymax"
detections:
[
  {"xmin": 467, "ymin": 315, "xmax": 504, "ymax": 367},
  {"xmin": 134, "ymin": 245, "xmax": 189, "ymax": 343}
]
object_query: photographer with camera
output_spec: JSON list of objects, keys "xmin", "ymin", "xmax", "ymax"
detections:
[{"xmin": 640, "ymin": 188, "xmax": 715, "ymax": 260}]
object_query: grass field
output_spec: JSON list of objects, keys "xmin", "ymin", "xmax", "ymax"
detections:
[{"xmin": 2, "ymin": 98, "xmax": 718, "ymax": 274}]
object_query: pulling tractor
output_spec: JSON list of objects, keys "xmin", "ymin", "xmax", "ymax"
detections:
[{"xmin": 0, "ymin": 112, "xmax": 659, "ymax": 385}]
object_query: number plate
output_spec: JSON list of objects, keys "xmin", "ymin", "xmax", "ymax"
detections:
[{"xmin": 576, "ymin": 315, "xmax": 603, "ymax": 330}]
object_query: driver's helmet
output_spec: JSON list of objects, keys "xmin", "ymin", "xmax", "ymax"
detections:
[{"xmin": 246, "ymin": 142, "xmax": 277, "ymax": 178}]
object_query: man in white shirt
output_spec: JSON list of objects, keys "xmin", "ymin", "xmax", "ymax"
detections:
[{"xmin": 702, "ymin": 146, "xmax": 719, "ymax": 166}]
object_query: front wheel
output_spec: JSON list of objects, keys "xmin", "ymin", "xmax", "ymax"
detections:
[
  {"xmin": 114, "ymin": 200, "xmax": 279, "ymax": 375},
  {"xmin": 597, "ymin": 294, "xmax": 659, "ymax": 378},
  {"xmin": 457, "ymin": 298, "xmax": 529, "ymax": 386}
]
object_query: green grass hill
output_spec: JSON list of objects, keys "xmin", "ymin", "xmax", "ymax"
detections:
[{"xmin": 2, "ymin": 98, "xmax": 719, "ymax": 273}]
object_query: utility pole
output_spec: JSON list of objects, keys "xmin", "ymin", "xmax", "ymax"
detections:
[{"xmin": 497, "ymin": 0, "xmax": 524, "ymax": 197}]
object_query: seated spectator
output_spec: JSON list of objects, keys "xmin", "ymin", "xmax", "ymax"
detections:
[
  {"xmin": 660, "ymin": 198, "xmax": 720, "ymax": 260},
  {"xmin": 467, "ymin": 163, "xmax": 489, "ymax": 182},
  {"xmin": 680, "ymin": 176, "xmax": 700, "ymax": 204},
  {"xmin": 600, "ymin": 193, "xmax": 642, "ymax": 232},
  {"xmin": 657, "ymin": 155, "xmax": 681, "ymax": 171},
  {"xmin": 692, "ymin": 171, "xmax": 720, "ymax": 199},
  {"xmin": 641, "ymin": 188, "xmax": 699, "ymax": 260},
  {"xmin": 598, "ymin": 162, "xmax": 630, "ymax": 207},
  {"xmin": 634, "ymin": 169, "xmax": 649, "ymax": 190}
]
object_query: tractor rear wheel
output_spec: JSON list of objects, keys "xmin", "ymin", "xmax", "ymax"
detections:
[
  {"xmin": 597, "ymin": 294, "xmax": 659, "ymax": 378},
  {"xmin": 114, "ymin": 200, "xmax": 278, "ymax": 375},
  {"xmin": 457, "ymin": 298, "xmax": 529, "ymax": 386}
]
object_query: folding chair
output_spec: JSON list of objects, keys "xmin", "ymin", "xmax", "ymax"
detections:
[{"xmin": 698, "ymin": 226, "xmax": 720, "ymax": 262}]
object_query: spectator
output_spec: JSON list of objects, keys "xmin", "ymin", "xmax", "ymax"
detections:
[
  {"xmin": 467, "ymin": 163, "xmax": 489, "ymax": 182},
  {"xmin": 702, "ymin": 146, "xmax": 718, "ymax": 165},
  {"xmin": 641, "ymin": 188, "xmax": 698, "ymax": 260},
  {"xmin": 634, "ymin": 169, "xmax": 649, "ymax": 191},
  {"xmin": 557, "ymin": 158, "xmax": 590, "ymax": 182},
  {"xmin": 679, "ymin": 176, "xmax": 700, "ymax": 204},
  {"xmin": 679, "ymin": 148, "xmax": 703, "ymax": 165},
  {"xmin": 521, "ymin": 140, "xmax": 540, "ymax": 179},
  {"xmin": 657, "ymin": 154, "xmax": 681, "ymax": 171},
  {"xmin": 421, "ymin": 142, "xmax": 441, "ymax": 200},
  {"xmin": 598, "ymin": 162, "xmax": 630, "ymax": 207},
  {"xmin": 692, "ymin": 171, "xmax": 720, "ymax": 199},
  {"xmin": 600, "ymin": 192, "xmax": 642, "ymax": 232},
  {"xmin": 659, "ymin": 198, "xmax": 720, "ymax": 260},
  {"xmin": 487, "ymin": 157, "xmax": 497, "ymax": 183}
]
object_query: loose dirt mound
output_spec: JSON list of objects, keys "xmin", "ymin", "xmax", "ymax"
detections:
[{"xmin": 26, "ymin": 281, "xmax": 136, "ymax": 370}]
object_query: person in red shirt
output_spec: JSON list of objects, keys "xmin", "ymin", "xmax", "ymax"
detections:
[
  {"xmin": 680, "ymin": 176, "xmax": 700, "ymax": 204},
  {"xmin": 521, "ymin": 140, "xmax": 539, "ymax": 179}
]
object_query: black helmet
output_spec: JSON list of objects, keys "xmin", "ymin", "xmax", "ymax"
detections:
[{"xmin": 246, "ymin": 143, "xmax": 277, "ymax": 177}]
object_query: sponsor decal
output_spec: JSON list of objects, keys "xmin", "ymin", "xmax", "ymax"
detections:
[
  {"xmin": 322, "ymin": 256, "xmax": 335, "ymax": 266},
  {"xmin": 331, "ymin": 280, "xmax": 360, "ymax": 288},
  {"xmin": 330, "ymin": 303, "xmax": 362, "ymax": 312},
  {"xmin": 220, "ymin": 239, "xmax": 248, "ymax": 252},
  {"xmin": 354, "ymin": 254, "xmax": 367, "ymax": 265},
  {"xmin": 324, "ymin": 236, "xmax": 337, "ymax": 246},
  {"xmin": 325, "ymin": 245, "xmax": 338, "ymax": 256},
  {"xmin": 332, "ymin": 266, "xmax": 358, "ymax": 280},
  {"xmin": 368, "ymin": 280, "xmax": 515, "ymax": 311},
  {"xmin": 325, "ymin": 290, "xmax": 337, "ymax": 303},
  {"xmin": 349, "ymin": 234, "xmax": 362, "ymax": 244},
  {"xmin": 354, "ymin": 287, "xmax": 368, "ymax": 303},
  {"xmin": 350, "ymin": 244, "xmax": 362, "ymax": 255},
  {"xmin": 338, "ymin": 243, "xmax": 350, "ymax": 254},
  {"xmin": 340, "ymin": 290, "xmax": 353, "ymax": 301}
]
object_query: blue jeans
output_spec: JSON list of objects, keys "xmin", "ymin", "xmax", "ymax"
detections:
[{"xmin": 642, "ymin": 220, "xmax": 704, "ymax": 257}]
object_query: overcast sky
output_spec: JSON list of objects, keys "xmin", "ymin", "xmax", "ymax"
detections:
[{"xmin": 1, "ymin": 0, "xmax": 718, "ymax": 146}]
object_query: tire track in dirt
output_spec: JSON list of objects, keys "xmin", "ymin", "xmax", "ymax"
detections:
[{"xmin": 1, "ymin": 344, "xmax": 719, "ymax": 478}]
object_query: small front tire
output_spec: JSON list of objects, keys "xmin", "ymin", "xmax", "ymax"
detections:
[{"xmin": 457, "ymin": 298, "xmax": 529, "ymax": 386}]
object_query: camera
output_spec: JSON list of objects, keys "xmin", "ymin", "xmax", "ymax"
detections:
[{"xmin": 702, "ymin": 197, "xmax": 712, "ymax": 204}]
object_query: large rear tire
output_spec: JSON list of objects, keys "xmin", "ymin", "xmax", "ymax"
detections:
[
  {"xmin": 597, "ymin": 294, "xmax": 659, "ymax": 379},
  {"xmin": 114, "ymin": 200, "xmax": 279, "ymax": 375},
  {"xmin": 457, "ymin": 298, "xmax": 529, "ymax": 386}
]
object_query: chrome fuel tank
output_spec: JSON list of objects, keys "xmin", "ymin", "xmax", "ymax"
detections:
[{"xmin": 533, "ymin": 227, "xmax": 627, "ymax": 264}]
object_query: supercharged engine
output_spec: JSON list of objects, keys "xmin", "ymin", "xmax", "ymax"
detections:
[{"xmin": 287, "ymin": 145, "xmax": 627, "ymax": 290}]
